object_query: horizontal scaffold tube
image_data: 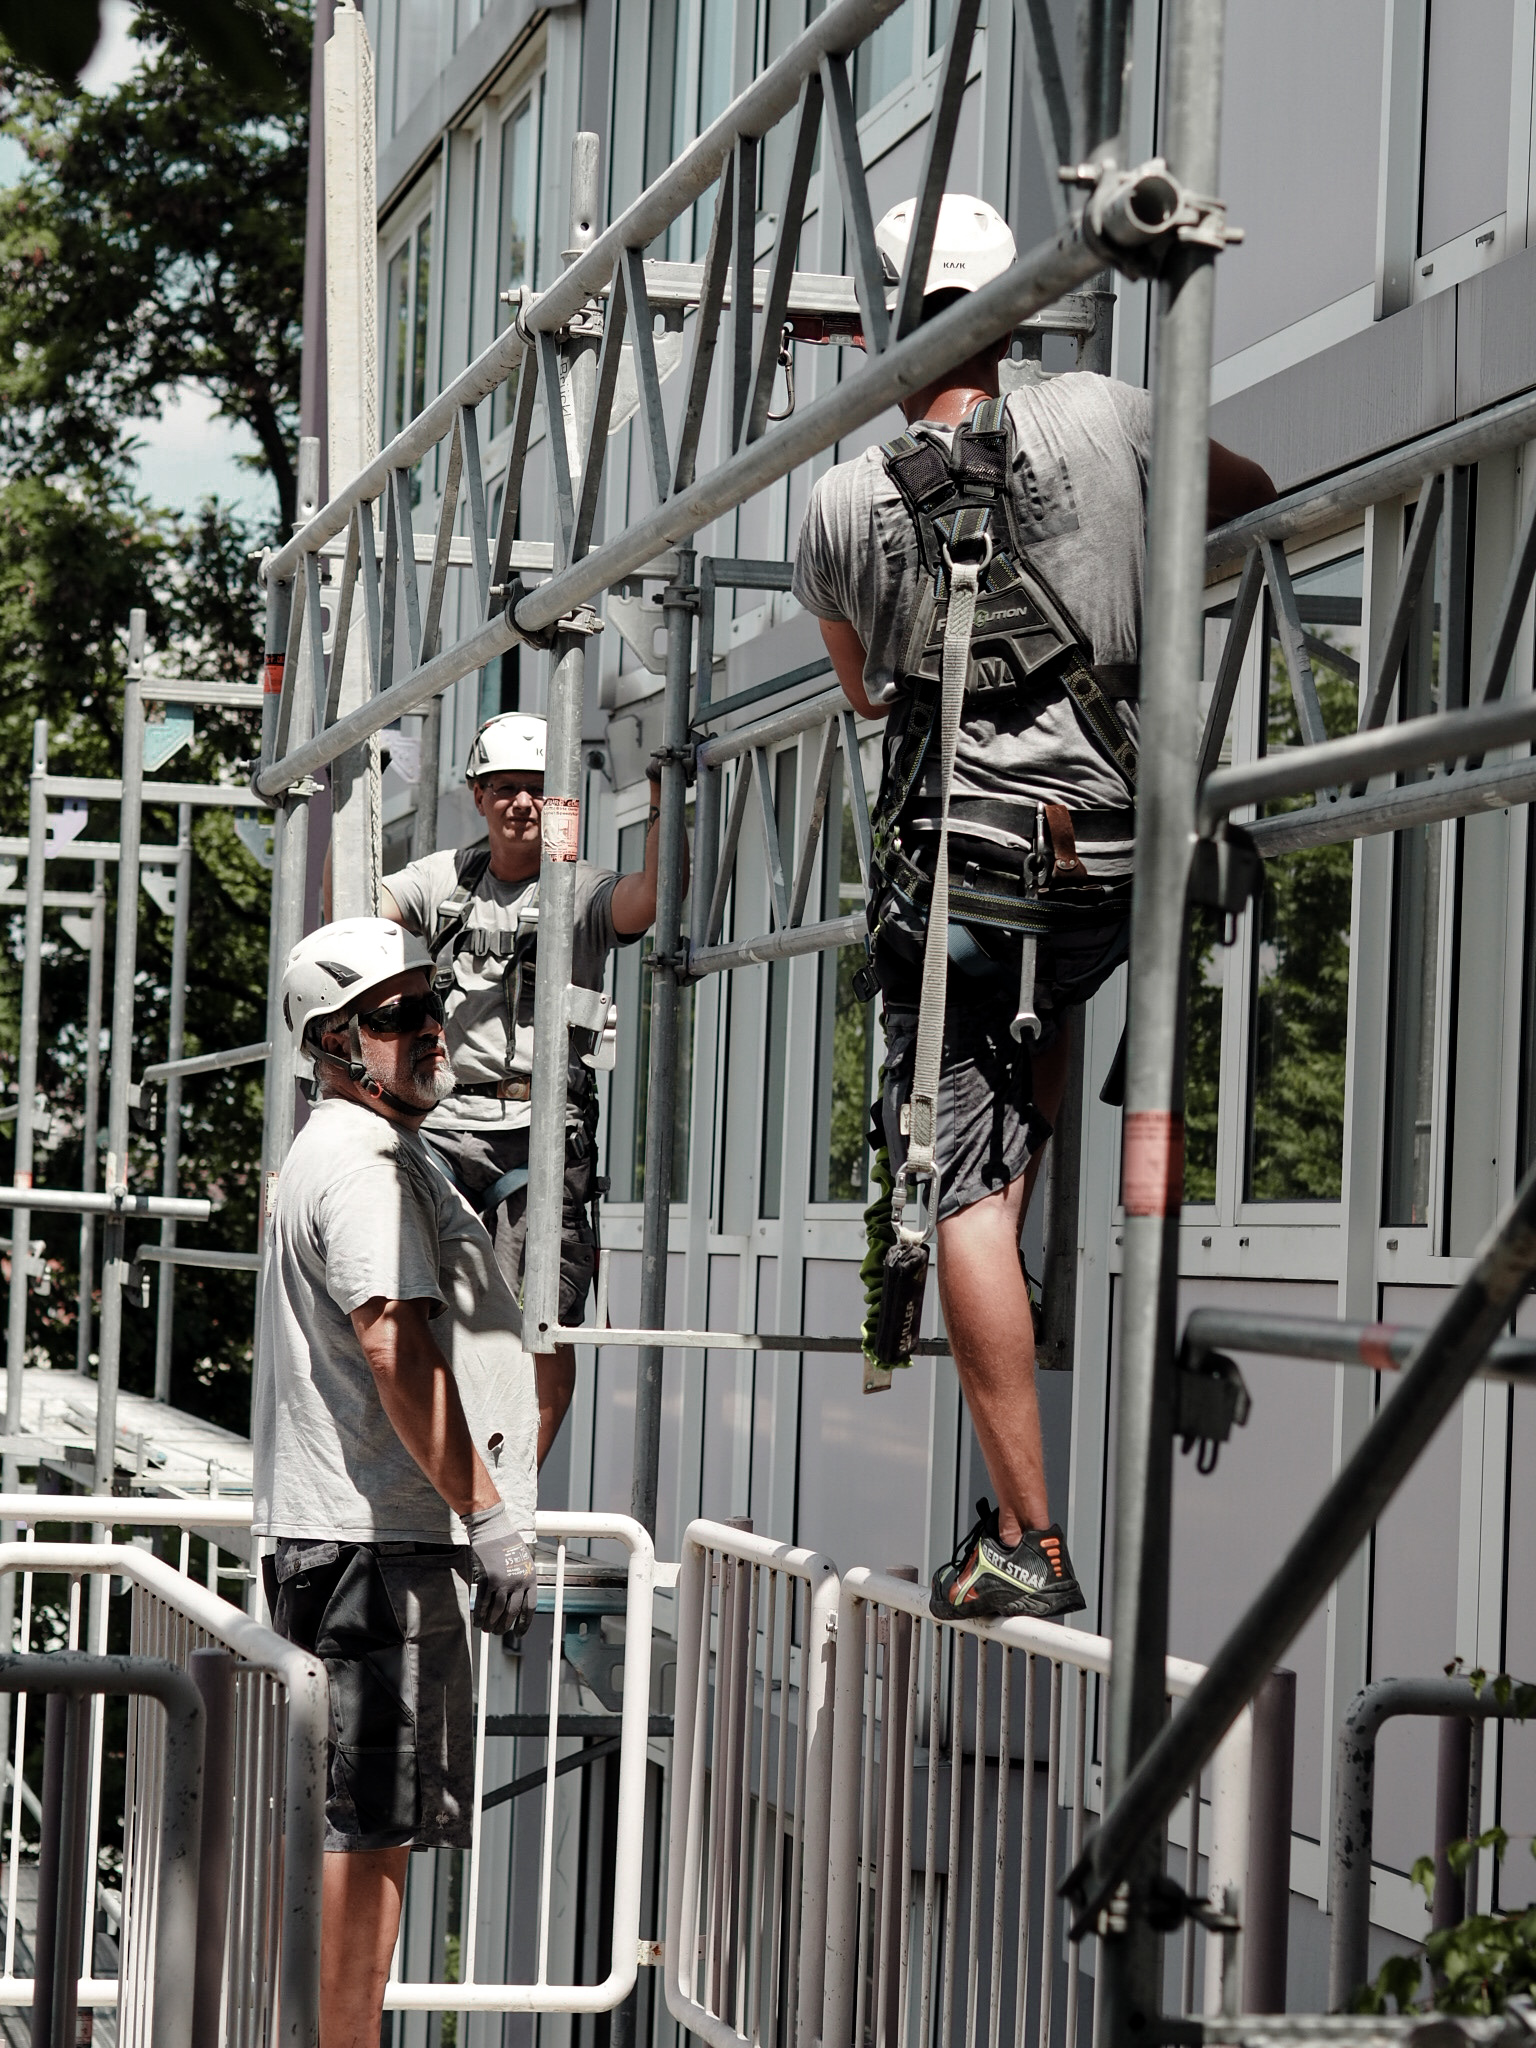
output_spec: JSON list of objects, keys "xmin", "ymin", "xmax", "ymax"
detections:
[
  {"xmin": 1198, "ymin": 688, "xmax": 1536, "ymax": 835},
  {"xmin": 140, "ymin": 1039, "xmax": 271, "ymax": 1084},
  {"xmin": 695, "ymin": 685, "xmax": 847, "ymax": 765},
  {"xmin": 1182, "ymin": 1305, "xmax": 1536, "ymax": 1385},
  {"xmin": 1246, "ymin": 755, "xmax": 1536, "ymax": 855},
  {"xmin": 1206, "ymin": 384, "xmax": 1536, "ymax": 571},
  {"xmin": 689, "ymin": 911, "xmax": 866, "ymax": 977},
  {"xmin": 0, "ymin": 1188, "xmax": 211, "ymax": 1221}
]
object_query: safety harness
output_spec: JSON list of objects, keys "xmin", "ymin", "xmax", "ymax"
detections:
[
  {"xmin": 868, "ymin": 398, "xmax": 1138, "ymax": 1366},
  {"xmin": 426, "ymin": 845, "xmax": 605, "ymax": 1225}
]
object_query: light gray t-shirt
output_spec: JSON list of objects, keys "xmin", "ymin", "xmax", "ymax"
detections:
[
  {"xmin": 252, "ymin": 1098, "xmax": 538, "ymax": 1543},
  {"xmin": 385, "ymin": 849, "xmax": 629, "ymax": 1132},
  {"xmin": 793, "ymin": 374, "xmax": 1151, "ymax": 852}
]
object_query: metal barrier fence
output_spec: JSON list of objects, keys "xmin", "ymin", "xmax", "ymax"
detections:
[
  {"xmin": 666, "ymin": 1519, "xmax": 840, "ymax": 2048},
  {"xmin": 666, "ymin": 1522, "xmax": 1253, "ymax": 2048},
  {"xmin": 0, "ymin": 1517, "xmax": 325, "ymax": 2046}
]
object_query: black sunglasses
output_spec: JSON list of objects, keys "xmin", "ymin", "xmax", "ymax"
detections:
[{"xmin": 354, "ymin": 991, "xmax": 446, "ymax": 1036}]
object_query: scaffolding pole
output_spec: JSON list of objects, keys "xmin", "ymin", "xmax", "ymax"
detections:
[
  {"xmin": 75, "ymin": 863, "xmax": 106, "ymax": 1377},
  {"xmin": 5, "ymin": 721, "xmax": 49, "ymax": 1441},
  {"xmin": 153, "ymin": 805, "xmax": 193, "ymax": 1402},
  {"xmin": 94, "ymin": 610, "xmax": 147, "ymax": 1492},
  {"xmin": 1095, "ymin": 0, "xmax": 1226, "ymax": 2037}
]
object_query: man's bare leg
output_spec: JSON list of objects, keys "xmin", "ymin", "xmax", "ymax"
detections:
[
  {"xmin": 536, "ymin": 1345, "xmax": 577, "ymax": 1467},
  {"xmin": 321, "ymin": 1845, "xmax": 409, "ymax": 2048},
  {"xmin": 934, "ymin": 1029, "xmax": 1071, "ymax": 1548}
]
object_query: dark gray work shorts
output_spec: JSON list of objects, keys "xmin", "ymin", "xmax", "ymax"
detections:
[
  {"xmin": 879, "ymin": 912, "xmax": 1128, "ymax": 1224},
  {"xmin": 269, "ymin": 1539, "xmax": 474, "ymax": 1853},
  {"xmin": 425, "ymin": 1124, "xmax": 597, "ymax": 1329}
]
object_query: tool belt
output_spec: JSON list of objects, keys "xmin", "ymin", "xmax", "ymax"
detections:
[{"xmin": 455, "ymin": 1076, "xmax": 533, "ymax": 1102}]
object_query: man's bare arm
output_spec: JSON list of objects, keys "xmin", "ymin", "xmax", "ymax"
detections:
[
  {"xmin": 350, "ymin": 1296, "xmax": 500, "ymax": 1515},
  {"xmin": 611, "ymin": 772, "xmax": 692, "ymax": 936},
  {"xmin": 1208, "ymin": 439, "xmax": 1276, "ymax": 527},
  {"xmin": 819, "ymin": 617, "xmax": 886, "ymax": 719}
]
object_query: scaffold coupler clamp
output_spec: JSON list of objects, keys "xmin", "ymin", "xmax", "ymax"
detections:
[
  {"xmin": 509, "ymin": 585, "xmax": 604, "ymax": 653},
  {"xmin": 1187, "ymin": 821, "xmax": 1263, "ymax": 947},
  {"xmin": 1069, "ymin": 156, "xmax": 1244, "ymax": 280}
]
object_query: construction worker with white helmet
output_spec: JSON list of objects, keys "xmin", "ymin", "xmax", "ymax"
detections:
[
  {"xmin": 793, "ymin": 191, "xmax": 1273, "ymax": 1624},
  {"xmin": 253, "ymin": 915, "xmax": 540, "ymax": 2048},
  {"xmin": 381, "ymin": 709, "xmax": 687, "ymax": 1467}
]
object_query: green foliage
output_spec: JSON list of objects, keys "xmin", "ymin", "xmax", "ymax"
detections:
[
  {"xmin": 0, "ymin": 3, "xmax": 309, "ymax": 520},
  {"xmin": 0, "ymin": 3, "xmax": 305, "ymax": 1429},
  {"xmin": 1183, "ymin": 908, "xmax": 1223, "ymax": 1203},
  {"xmin": 0, "ymin": 1, "xmax": 292, "ymax": 100},
  {"xmin": 1247, "ymin": 643, "xmax": 1356, "ymax": 1199}
]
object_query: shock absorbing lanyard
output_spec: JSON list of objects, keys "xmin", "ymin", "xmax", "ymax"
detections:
[{"xmin": 890, "ymin": 535, "xmax": 988, "ymax": 1249}]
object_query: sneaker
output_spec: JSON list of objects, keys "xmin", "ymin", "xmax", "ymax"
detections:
[{"xmin": 930, "ymin": 1499, "xmax": 1086, "ymax": 1621}]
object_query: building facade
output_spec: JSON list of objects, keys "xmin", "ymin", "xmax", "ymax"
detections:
[{"xmin": 357, "ymin": 0, "xmax": 1536, "ymax": 2020}]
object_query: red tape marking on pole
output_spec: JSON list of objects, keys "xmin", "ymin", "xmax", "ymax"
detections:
[{"xmin": 1121, "ymin": 1111, "xmax": 1184, "ymax": 1218}]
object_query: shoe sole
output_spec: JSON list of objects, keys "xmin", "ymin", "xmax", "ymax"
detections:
[{"xmin": 929, "ymin": 1580, "xmax": 1086, "ymax": 1623}]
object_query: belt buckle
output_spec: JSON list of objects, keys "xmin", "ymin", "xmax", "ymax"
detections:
[{"xmin": 498, "ymin": 1077, "xmax": 532, "ymax": 1102}]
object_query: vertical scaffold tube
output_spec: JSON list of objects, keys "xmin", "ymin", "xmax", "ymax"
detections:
[
  {"xmin": 5, "ymin": 720, "xmax": 49, "ymax": 1440},
  {"xmin": 633, "ymin": 551, "xmax": 696, "ymax": 1535},
  {"xmin": 76, "ymin": 862, "xmax": 107, "ymax": 1376},
  {"xmin": 1095, "ymin": 0, "xmax": 1226, "ymax": 2039},
  {"xmin": 522, "ymin": 632, "xmax": 586, "ymax": 1347},
  {"xmin": 153, "ymin": 804, "xmax": 193, "ymax": 1402},
  {"xmin": 95, "ymin": 608, "xmax": 148, "ymax": 1492}
]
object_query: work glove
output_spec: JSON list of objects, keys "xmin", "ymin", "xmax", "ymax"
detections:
[{"xmin": 464, "ymin": 1503, "xmax": 537, "ymax": 1639}]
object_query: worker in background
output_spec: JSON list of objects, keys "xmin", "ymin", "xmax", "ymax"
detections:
[
  {"xmin": 382, "ymin": 712, "xmax": 688, "ymax": 1466},
  {"xmin": 253, "ymin": 917, "xmax": 539, "ymax": 2048},
  {"xmin": 794, "ymin": 193, "xmax": 1274, "ymax": 1624}
]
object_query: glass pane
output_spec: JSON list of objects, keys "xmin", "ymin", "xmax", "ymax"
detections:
[
  {"xmin": 466, "ymin": 136, "xmax": 483, "ymax": 367},
  {"xmin": 1183, "ymin": 604, "xmax": 1241, "ymax": 1203},
  {"xmin": 759, "ymin": 752, "xmax": 797, "ymax": 1218},
  {"xmin": 811, "ymin": 755, "xmax": 875, "ymax": 1204},
  {"xmin": 1245, "ymin": 553, "xmax": 1362, "ymax": 1201},
  {"xmin": 1420, "ymin": 0, "xmax": 1514, "ymax": 254},
  {"xmin": 493, "ymin": 86, "xmax": 541, "ymax": 432},
  {"xmin": 392, "ymin": 0, "xmax": 439, "ymax": 134},
  {"xmin": 384, "ymin": 244, "xmax": 411, "ymax": 443},
  {"xmin": 1384, "ymin": 509, "xmax": 1449, "ymax": 1224},
  {"xmin": 929, "ymin": 0, "xmax": 952, "ymax": 55},
  {"xmin": 855, "ymin": 3, "xmax": 910, "ymax": 116},
  {"xmin": 606, "ymin": 822, "xmax": 693, "ymax": 1204}
]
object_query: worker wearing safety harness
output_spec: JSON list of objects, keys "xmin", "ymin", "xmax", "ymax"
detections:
[
  {"xmin": 382, "ymin": 711, "xmax": 686, "ymax": 1466},
  {"xmin": 794, "ymin": 194, "xmax": 1273, "ymax": 1624}
]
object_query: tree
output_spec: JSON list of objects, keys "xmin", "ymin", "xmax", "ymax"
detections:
[
  {"xmin": 0, "ymin": 2, "xmax": 309, "ymax": 523},
  {"xmin": 0, "ymin": 1, "xmax": 309, "ymax": 1427}
]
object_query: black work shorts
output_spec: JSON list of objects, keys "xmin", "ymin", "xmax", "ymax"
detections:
[
  {"xmin": 425, "ymin": 1125, "xmax": 597, "ymax": 1328},
  {"xmin": 269, "ymin": 1540, "xmax": 474, "ymax": 1853},
  {"xmin": 879, "ymin": 912, "xmax": 1128, "ymax": 1224}
]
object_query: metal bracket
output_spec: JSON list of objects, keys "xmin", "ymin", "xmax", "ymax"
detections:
[
  {"xmin": 564, "ymin": 984, "xmax": 611, "ymax": 1035},
  {"xmin": 1188, "ymin": 824, "xmax": 1263, "ymax": 946},
  {"xmin": 563, "ymin": 1617, "xmax": 625, "ymax": 1712},
  {"xmin": 1172, "ymin": 1349, "xmax": 1251, "ymax": 1475}
]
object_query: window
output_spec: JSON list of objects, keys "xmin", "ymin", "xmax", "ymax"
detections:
[
  {"xmin": 854, "ymin": 7, "xmax": 911, "ymax": 116},
  {"xmin": 493, "ymin": 82, "xmax": 543, "ymax": 432},
  {"xmin": 383, "ymin": 213, "xmax": 433, "ymax": 497},
  {"xmin": 1184, "ymin": 605, "xmax": 1241, "ymax": 1204},
  {"xmin": 811, "ymin": 753, "xmax": 875, "ymax": 1204},
  {"xmin": 607, "ymin": 821, "xmax": 693, "ymax": 1204},
  {"xmin": 759, "ymin": 753, "xmax": 797, "ymax": 1218},
  {"xmin": 1419, "ymin": 0, "xmax": 1514, "ymax": 256},
  {"xmin": 1245, "ymin": 553, "xmax": 1362, "ymax": 1202},
  {"xmin": 1383, "ymin": 494, "xmax": 1463, "ymax": 1225},
  {"xmin": 392, "ymin": 0, "xmax": 439, "ymax": 134}
]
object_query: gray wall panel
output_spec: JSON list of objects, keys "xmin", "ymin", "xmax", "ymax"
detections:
[
  {"xmin": 1455, "ymin": 242, "xmax": 1536, "ymax": 419},
  {"xmin": 1209, "ymin": 293, "xmax": 1457, "ymax": 493}
]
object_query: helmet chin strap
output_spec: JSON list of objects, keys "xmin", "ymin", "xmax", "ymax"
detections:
[{"xmin": 313, "ymin": 1022, "xmax": 425, "ymax": 1120}]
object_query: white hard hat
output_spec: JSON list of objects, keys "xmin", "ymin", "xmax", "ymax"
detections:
[
  {"xmin": 465, "ymin": 712, "xmax": 547, "ymax": 781},
  {"xmin": 874, "ymin": 193, "xmax": 1017, "ymax": 298},
  {"xmin": 281, "ymin": 917, "xmax": 433, "ymax": 1061}
]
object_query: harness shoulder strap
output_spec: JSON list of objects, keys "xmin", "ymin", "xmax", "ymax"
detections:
[{"xmin": 429, "ymin": 843, "xmax": 495, "ymax": 962}]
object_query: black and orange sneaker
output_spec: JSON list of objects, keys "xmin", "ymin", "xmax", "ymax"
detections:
[{"xmin": 930, "ymin": 1499, "xmax": 1086, "ymax": 1622}]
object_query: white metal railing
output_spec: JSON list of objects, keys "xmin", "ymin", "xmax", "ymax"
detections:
[
  {"xmin": 825, "ymin": 1566, "xmax": 1252, "ymax": 2048},
  {"xmin": 666, "ymin": 1523, "xmax": 1253, "ymax": 2048},
  {"xmin": 0, "ymin": 1512, "xmax": 326, "ymax": 2046},
  {"xmin": 666, "ymin": 1520, "xmax": 840, "ymax": 2048}
]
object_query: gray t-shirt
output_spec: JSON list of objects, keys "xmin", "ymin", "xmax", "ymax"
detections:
[
  {"xmin": 252, "ymin": 1097, "xmax": 538, "ymax": 1543},
  {"xmin": 793, "ymin": 374, "xmax": 1151, "ymax": 856},
  {"xmin": 385, "ymin": 849, "xmax": 628, "ymax": 1133}
]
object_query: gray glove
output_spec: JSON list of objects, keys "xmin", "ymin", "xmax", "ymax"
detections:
[{"xmin": 464, "ymin": 1503, "xmax": 537, "ymax": 1638}]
